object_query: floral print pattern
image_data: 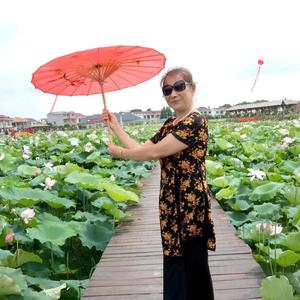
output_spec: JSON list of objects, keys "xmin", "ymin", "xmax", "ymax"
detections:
[{"xmin": 151, "ymin": 111, "xmax": 216, "ymax": 256}]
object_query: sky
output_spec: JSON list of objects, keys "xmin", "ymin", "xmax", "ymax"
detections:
[{"xmin": 1, "ymin": 0, "xmax": 300, "ymax": 120}]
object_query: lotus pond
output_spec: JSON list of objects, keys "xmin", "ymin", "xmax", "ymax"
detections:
[{"xmin": 0, "ymin": 119, "xmax": 299, "ymax": 299}]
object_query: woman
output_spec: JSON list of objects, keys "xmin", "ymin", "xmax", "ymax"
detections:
[{"xmin": 104, "ymin": 67, "xmax": 216, "ymax": 300}]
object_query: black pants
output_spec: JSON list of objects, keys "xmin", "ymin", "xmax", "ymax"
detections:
[{"xmin": 163, "ymin": 237, "xmax": 214, "ymax": 300}]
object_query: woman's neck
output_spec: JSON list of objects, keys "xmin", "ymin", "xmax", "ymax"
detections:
[{"xmin": 173, "ymin": 106, "xmax": 195, "ymax": 125}]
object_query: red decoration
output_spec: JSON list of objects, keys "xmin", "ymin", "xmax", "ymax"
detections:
[
  {"xmin": 251, "ymin": 59, "xmax": 264, "ymax": 92},
  {"xmin": 258, "ymin": 59, "xmax": 264, "ymax": 65}
]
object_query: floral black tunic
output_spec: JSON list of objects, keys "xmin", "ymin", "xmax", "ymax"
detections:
[{"xmin": 150, "ymin": 111, "xmax": 216, "ymax": 256}]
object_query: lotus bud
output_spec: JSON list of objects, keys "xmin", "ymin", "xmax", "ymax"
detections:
[{"xmin": 5, "ymin": 232, "xmax": 14, "ymax": 244}]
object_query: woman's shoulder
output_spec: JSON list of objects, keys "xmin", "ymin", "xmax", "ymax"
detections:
[
  {"xmin": 184, "ymin": 110, "xmax": 207, "ymax": 125},
  {"xmin": 163, "ymin": 116, "xmax": 176, "ymax": 126}
]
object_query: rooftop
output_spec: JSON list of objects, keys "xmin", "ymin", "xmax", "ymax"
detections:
[{"xmin": 226, "ymin": 99, "xmax": 300, "ymax": 111}]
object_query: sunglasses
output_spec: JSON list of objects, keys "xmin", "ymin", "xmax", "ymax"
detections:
[{"xmin": 162, "ymin": 80, "xmax": 192, "ymax": 97}]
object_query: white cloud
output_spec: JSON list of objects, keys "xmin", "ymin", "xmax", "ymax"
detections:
[{"xmin": 1, "ymin": 0, "xmax": 300, "ymax": 119}]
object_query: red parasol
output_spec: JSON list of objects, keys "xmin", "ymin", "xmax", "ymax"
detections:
[{"xmin": 31, "ymin": 45, "xmax": 166, "ymax": 112}]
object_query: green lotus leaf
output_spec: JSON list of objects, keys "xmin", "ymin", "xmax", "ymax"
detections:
[
  {"xmin": 26, "ymin": 275, "xmax": 61, "ymax": 289},
  {"xmin": 21, "ymin": 289, "xmax": 57, "ymax": 300},
  {"xmin": 37, "ymin": 212, "xmax": 62, "ymax": 223},
  {"xmin": 280, "ymin": 232, "xmax": 300, "ymax": 252},
  {"xmin": 214, "ymin": 138, "xmax": 234, "ymax": 150},
  {"xmin": 73, "ymin": 211, "xmax": 107, "ymax": 222},
  {"xmin": 0, "ymin": 274, "xmax": 21, "ymax": 296},
  {"xmin": 238, "ymin": 222, "xmax": 263, "ymax": 242},
  {"xmin": 249, "ymin": 152, "xmax": 266, "ymax": 162},
  {"xmin": 282, "ymin": 160, "xmax": 300, "ymax": 174},
  {"xmin": 291, "ymin": 270, "xmax": 300, "ymax": 294},
  {"xmin": 275, "ymin": 250, "xmax": 300, "ymax": 267},
  {"xmin": 21, "ymin": 262, "xmax": 51, "ymax": 278},
  {"xmin": 0, "ymin": 152, "xmax": 17, "ymax": 173},
  {"xmin": 59, "ymin": 279, "xmax": 89, "ymax": 298},
  {"xmin": 45, "ymin": 195, "xmax": 75, "ymax": 209},
  {"xmin": 226, "ymin": 157, "xmax": 244, "ymax": 168},
  {"xmin": 291, "ymin": 207, "xmax": 300, "ymax": 228},
  {"xmin": 85, "ymin": 151, "xmax": 100, "ymax": 162},
  {"xmin": 0, "ymin": 187, "xmax": 75, "ymax": 209},
  {"xmin": 86, "ymin": 152, "xmax": 113, "ymax": 167},
  {"xmin": 215, "ymin": 187, "xmax": 235, "ymax": 200},
  {"xmin": 100, "ymin": 179, "xmax": 139, "ymax": 203},
  {"xmin": 260, "ymin": 275, "xmax": 293, "ymax": 300},
  {"xmin": 48, "ymin": 143, "xmax": 69, "ymax": 153},
  {"xmin": 0, "ymin": 215, "xmax": 8, "ymax": 235},
  {"xmin": 250, "ymin": 182, "xmax": 283, "ymax": 201},
  {"xmin": 66, "ymin": 172, "xmax": 139, "ymax": 202},
  {"xmin": 77, "ymin": 220, "xmax": 113, "ymax": 251},
  {"xmin": 29, "ymin": 174, "xmax": 45, "ymax": 187},
  {"xmin": 226, "ymin": 211, "xmax": 249, "ymax": 226},
  {"xmin": 267, "ymin": 172, "xmax": 282, "ymax": 182},
  {"xmin": 289, "ymin": 144, "xmax": 300, "ymax": 155},
  {"xmin": 0, "ymin": 266, "xmax": 27, "ymax": 293},
  {"xmin": 284, "ymin": 186, "xmax": 300, "ymax": 205},
  {"xmin": 253, "ymin": 202, "xmax": 280, "ymax": 217},
  {"xmin": 0, "ymin": 249, "xmax": 13, "ymax": 260},
  {"xmin": 27, "ymin": 221, "xmax": 77, "ymax": 246},
  {"xmin": 42, "ymin": 283, "xmax": 66, "ymax": 300},
  {"xmin": 0, "ymin": 175, "xmax": 23, "ymax": 188},
  {"xmin": 0, "ymin": 249, "xmax": 42, "ymax": 268},
  {"xmin": 205, "ymin": 160, "xmax": 224, "ymax": 177},
  {"xmin": 64, "ymin": 171, "xmax": 102, "ymax": 189},
  {"xmin": 210, "ymin": 176, "xmax": 230, "ymax": 188},
  {"xmin": 294, "ymin": 172, "xmax": 300, "ymax": 184},
  {"xmin": 52, "ymin": 163, "xmax": 82, "ymax": 178},
  {"xmin": 17, "ymin": 164, "xmax": 41, "ymax": 177},
  {"xmin": 6, "ymin": 224, "xmax": 32, "ymax": 244},
  {"xmin": 229, "ymin": 199, "xmax": 251, "ymax": 211},
  {"xmin": 92, "ymin": 197, "xmax": 127, "ymax": 220},
  {"xmin": 241, "ymin": 141, "xmax": 255, "ymax": 155}
]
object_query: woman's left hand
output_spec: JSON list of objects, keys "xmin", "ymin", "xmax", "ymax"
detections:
[{"xmin": 108, "ymin": 141, "xmax": 124, "ymax": 158}]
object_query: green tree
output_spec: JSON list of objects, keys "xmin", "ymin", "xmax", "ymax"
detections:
[{"xmin": 160, "ymin": 106, "xmax": 173, "ymax": 119}]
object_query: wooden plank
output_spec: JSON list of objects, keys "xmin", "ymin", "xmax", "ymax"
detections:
[{"xmin": 83, "ymin": 164, "xmax": 264, "ymax": 299}]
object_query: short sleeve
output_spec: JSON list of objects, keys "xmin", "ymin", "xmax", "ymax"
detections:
[
  {"xmin": 150, "ymin": 118, "xmax": 173, "ymax": 144},
  {"xmin": 172, "ymin": 114, "xmax": 208, "ymax": 147}
]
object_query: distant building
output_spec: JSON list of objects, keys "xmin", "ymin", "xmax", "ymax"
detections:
[
  {"xmin": 226, "ymin": 99, "xmax": 300, "ymax": 116},
  {"xmin": 12, "ymin": 117, "xmax": 36, "ymax": 130},
  {"xmin": 197, "ymin": 106, "xmax": 226, "ymax": 117},
  {"xmin": 131, "ymin": 110, "xmax": 161, "ymax": 121},
  {"xmin": 79, "ymin": 114, "xmax": 102, "ymax": 127},
  {"xmin": 0, "ymin": 115, "xmax": 13, "ymax": 130},
  {"xmin": 47, "ymin": 111, "xmax": 83, "ymax": 126},
  {"xmin": 80, "ymin": 112, "xmax": 142, "ymax": 128}
]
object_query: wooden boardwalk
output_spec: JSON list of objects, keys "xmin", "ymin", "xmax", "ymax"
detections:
[{"xmin": 83, "ymin": 165, "xmax": 264, "ymax": 300}]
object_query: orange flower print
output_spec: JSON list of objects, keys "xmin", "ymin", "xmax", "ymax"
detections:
[{"xmin": 180, "ymin": 160, "xmax": 190, "ymax": 170}]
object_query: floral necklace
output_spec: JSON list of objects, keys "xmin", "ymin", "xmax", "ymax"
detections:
[{"xmin": 172, "ymin": 107, "xmax": 196, "ymax": 125}]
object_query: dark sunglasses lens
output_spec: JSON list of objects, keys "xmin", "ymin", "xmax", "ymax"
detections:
[
  {"xmin": 162, "ymin": 85, "xmax": 173, "ymax": 96},
  {"xmin": 173, "ymin": 80, "xmax": 186, "ymax": 92}
]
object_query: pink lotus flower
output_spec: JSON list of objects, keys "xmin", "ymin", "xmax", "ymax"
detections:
[
  {"xmin": 256, "ymin": 221, "xmax": 283, "ymax": 235},
  {"xmin": 281, "ymin": 137, "xmax": 295, "ymax": 148},
  {"xmin": 5, "ymin": 232, "xmax": 14, "ymax": 244},
  {"xmin": 21, "ymin": 208, "xmax": 35, "ymax": 224},
  {"xmin": 40, "ymin": 177, "xmax": 56, "ymax": 190}
]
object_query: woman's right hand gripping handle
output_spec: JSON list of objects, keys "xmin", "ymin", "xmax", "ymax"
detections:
[{"xmin": 102, "ymin": 109, "xmax": 120, "ymax": 133}]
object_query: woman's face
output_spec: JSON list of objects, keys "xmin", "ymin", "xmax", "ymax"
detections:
[{"xmin": 162, "ymin": 72, "xmax": 195, "ymax": 113}]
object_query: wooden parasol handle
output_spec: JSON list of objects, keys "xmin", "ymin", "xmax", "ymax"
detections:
[{"xmin": 99, "ymin": 82, "xmax": 112, "ymax": 142}]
